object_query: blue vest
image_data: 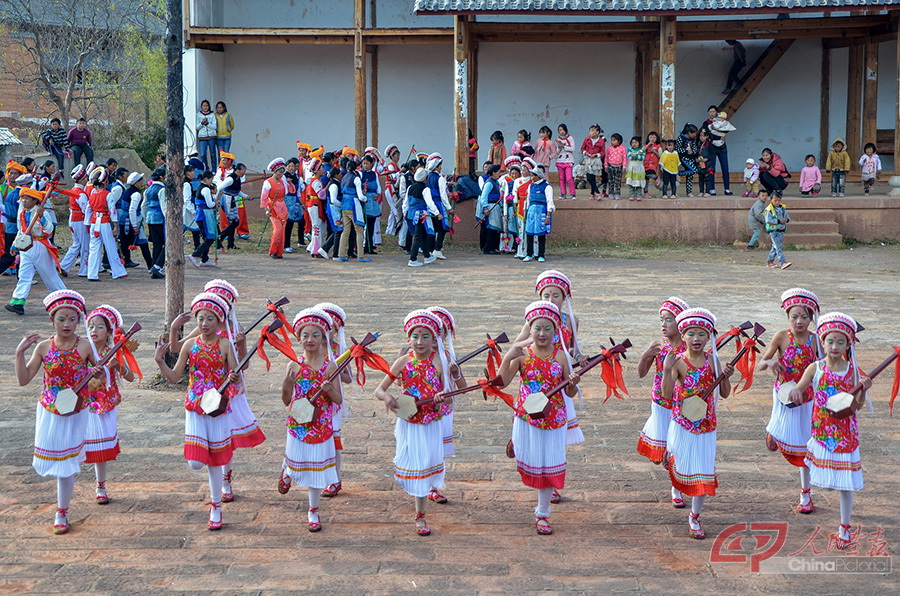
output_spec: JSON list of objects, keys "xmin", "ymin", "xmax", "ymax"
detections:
[
  {"xmin": 145, "ymin": 183, "xmax": 164, "ymax": 225},
  {"xmin": 427, "ymin": 172, "xmax": 442, "ymax": 199},
  {"xmin": 360, "ymin": 169, "xmax": 377, "ymax": 194},
  {"xmin": 485, "ymin": 177, "xmax": 501, "ymax": 203},
  {"xmin": 340, "ymin": 171, "xmax": 358, "ymax": 210},
  {"xmin": 529, "ymin": 180, "xmax": 548, "ymax": 205},
  {"xmin": 407, "ymin": 181, "xmax": 427, "ymax": 214},
  {"xmin": 120, "ymin": 186, "xmax": 139, "ymax": 226},
  {"xmin": 3, "ymin": 187, "xmax": 20, "ymax": 233}
]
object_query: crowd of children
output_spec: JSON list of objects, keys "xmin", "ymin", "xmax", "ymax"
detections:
[{"xmin": 13, "ymin": 269, "xmax": 890, "ymax": 551}]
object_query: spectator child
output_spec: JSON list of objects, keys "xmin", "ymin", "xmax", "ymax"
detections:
[
  {"xmin": 743, "ymin": 158, "xmax": 760, "ymax": 197},
  {"xmin": 467, "ymin": 130, "xmax": 479, "ymax": 178},
  {"xmin": 41, "ymin": 118, "xmax": 69, "ymax": 174},
  {"xmin": 488, "ymin": 131, "xmax": 507, "ymax": 168},
  {"xmin": 644, "ymin": 132, "xmax": 662, "ymax": 197},
  {"xmin": 675, "ymin": 124, "xmax": 699, "ymax": 197},
  {"xmin": 214, "ymin": 101, "xmax": 235, "ymax": 156},
  {"xmin": 697, "ymin": 130, "xmax": 714, "ymax": 197},
  {"xmin": 197, "ymin": 100, "xmax": 217, "ymax": 169},
  {"xmin": 533, "ymin": 126, "xmax": 558, "ymax": 175},
  {"xmin": 555, "ymin": 124, "xmax": 576, "ymax": 200},
  {"xmin": 825, "ymin": 138, "xmax": 850, "ymax": 197},
  {"xmin": 858, "ymin": 142, "xmax": 881, "ymax": 196},
  {"xmin": 799, "ymin": 155, "xmax": 822, "ymax": 197},
  {"xmin": 625, "ymin": 136, "xmax": 646, "ymax": 201},
  {"xmin": 659, "ymin": 140, "xmax": 680, "ymax": 199},
  {"xmin": 511, "ymin": 130, "xmax": 533, "ymax": 159},
  {"xmin": 580, "ymin": 124, "xmax": 606, "ymax": 200},
  {"xmin": 605, "ymin": 134, "xmax": 627, "ymax": 200},
  {"xmin": 746, "ymin": 189, "xmax": 768, "ymax": 250},
  {"xmin": 765, "ymin": 193, "xmax": 791, "ymax": 270}
]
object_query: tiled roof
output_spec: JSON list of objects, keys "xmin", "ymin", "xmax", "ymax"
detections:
[
  {"xmin": 0, "ymin": 128, "xmax": 23, "ymax": 146},
  {"xmin": 415, "ymin": 0, "xmax": 900, "ymax": 14}
]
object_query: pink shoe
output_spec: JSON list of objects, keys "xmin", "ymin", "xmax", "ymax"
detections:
[{"xmin": 742, "ymin": 191, "xmax": 751, "ymax": 197}]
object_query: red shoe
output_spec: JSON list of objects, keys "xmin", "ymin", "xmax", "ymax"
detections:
[
  {"xmin": 307, "ymin": 507, "xmax": 322, "ymax": 532},
  {"xmin": 506, "ymin": 439, "xmax": 515, "ymax": 459},
  {"xmin": 766, "ymin": 433, "xmax": 778, "ymax": 451},
  {"xmin": 672, "ymin": 493, "xmax": 685, "ymax": 509},
  {"xmin": 689, "ymin": 512, "xmax": 705, "ymax": 539},
  {"xmin": 415, "ymin": 511, "xmax": 431, "ymax": 536},
  {"xmin": 53, "ymin": 507, "xmax": 69, "ymax": 535},
  {"xmin": 321, "ymin": 482, "xmax": 342, "ymax": 498},
  {"xmin": 222, "ymin": 469, "xmax": 234, "ymax": 503},
  {"xmin": 836, "ymin": 524, "xmax": 853, "ymax": 549},
  {"xmin": 535, "ymin": 515, "xmax": 553, "ymax": 535},
  {"xmin": 550, "ymin": 489, "xmax": 561, "ymax": 504},
  {"xmin": 95, "ymin": 481, "xmax": 110, "ymax": 505},
  {"xmin": 428, "ymin": 489, "xmax": 448, "ymax": 504},
  {"xmin": 797, "ymin": 488, "xmax": 815, "ymax": 514},
  {"xmin": 207, "ymin": 502, "xmax": 223, "ymax": 531},
  {"xmin": 277, "ymin": 469, "xmax": 291, "ymax": 495}
]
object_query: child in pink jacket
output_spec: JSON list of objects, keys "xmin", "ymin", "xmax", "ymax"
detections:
[
  {"xmin": 605, "ymin": 133, "xmax": 627, "ymax": 200},
  {"xmin": 799, "ymin": 154, "xmax": 822, "ymax": 197}
]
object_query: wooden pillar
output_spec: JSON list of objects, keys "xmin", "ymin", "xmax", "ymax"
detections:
[
  {"xmin": 644, "ymin": 36, "xmax": 660, "ymax": 138},
  {"xmin": 659, "ymin": 16, "xmax": 677, "ymax": 141},
  {"xmin": 862, "ymin": 38, "xmax": 878, "ymax": 148},
  {"xmin": 634, "ymin": 42, "xmax": 644, "ymax": 137},
  {"xmin": 895, "ymin": 19, "xmax": 900, "ymax": 174},
  {"xmin": 846, "ymin": 43, "xmax": 863, "ymax": 161},
  {"xmin": 468, "ymin": 37, "xmax": 478, "ymax": 147},
  {"xmin": 820, "ymin": 41, "xmax": 831, "ymax": 162},
  {"xmin": 370, "ymin": 46, "xmax": 378, "ymax": 149},
  {"xmin": 453, "ymin": 15, "xmax": 471, "ymax": 175},
  {"xmin": 353, "ymin": 0, "xmax": 366, "ymax": 152}
]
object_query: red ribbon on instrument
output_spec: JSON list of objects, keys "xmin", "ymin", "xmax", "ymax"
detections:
[
  {"xmin": 256, "ymin": 323, "xmax": 299, "ymax": 371},
  {"xmin": 716, "ymin": 326, "xmax": 742, "ymax": 350},
  {"xmin": 599, "ymin": 349, "xmax": 628, "ymax": 403},
  {"xmin": 486, "ymin": 338, "xmax": 502, "ymax": 377},
  {"xmin": 350, "ymin": 343, "xmax": 395, "ymax": 386},
  {"xmin": 478, "ymin": 378, "xmax": 514, "ymax": 409},
  {"xmin": 890, "ymin": 346, "xmax": 900, "ymax": 416},
  {"xmin": 112, "ymin": 327, "xmax": 142, "ymax": 380},
  {"xmin": 733, "ymin": 337, "xmax": 758, "ymax": 394}
]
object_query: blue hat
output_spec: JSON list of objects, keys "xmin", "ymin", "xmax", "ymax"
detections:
[{"xmin": 187, "ymin": 158, "xmax": 204, "ymax": 172}]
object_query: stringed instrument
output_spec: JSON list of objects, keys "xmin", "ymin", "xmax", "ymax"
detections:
[
  {"xmin": 393, "ymin": 371, "xmax": 506, "ymax": 421},
  {"xmin": 825, "ymin": 347, "xmax": 900, "ymax": 419},
  {"xmin": 454, "ymin": 333, "xmax": 509, "ymax": 366}
]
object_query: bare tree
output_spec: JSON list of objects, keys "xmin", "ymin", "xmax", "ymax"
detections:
[{"xmin": 0, "ymin": 0, "xmax": 162, "ymax": 125}]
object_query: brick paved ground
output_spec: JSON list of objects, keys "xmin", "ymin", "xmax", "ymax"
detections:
[{"xmin": 0, "ymin": 245, "xmax": 897, "ymax": 594}]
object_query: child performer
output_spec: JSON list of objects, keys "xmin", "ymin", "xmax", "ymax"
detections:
[
  {"xmin": 522, "ymin": 166, "xmax": 555, "ymax": 263},
  {"xmin": 58, "ymin": 164, "xmax": 90, "ymax": 277},
  {"xmin": 375, "ymin": 310, "xmax": 451, "ymax": 536},
  {"xmin": 427, "ymin": 306, "xmax": 467, "ymax": 464},
  {"xmin": 497, "ymin": 301, "xmax": 580, "ymax": 535},
  {"xmin": 789, "ymin": 313, "xmax": 872, "ymax": 549},
  {"xmin": 155, "ymin": 292, "xmax": 239, "ymax": 531},
  {"xmin": 15, "ymin": 290, "xmax": 96, "ymax": 534},
  {"xmin": 260, "ymin": 158, "xmax": 290, "ymax": 260},
  {"xmin": 85, "ymin": 304, "xmax": 139, "ymax": 504},
  {"xmin": 662, "ymin": 308, "xmax": 735, "ymax": 539},
  {"xmin": 315, "ymin": 302, "xmax": 351, "ymax": 497},
  {"xmin": 87, "ymin": 166, "xmax": 128, "ymax": 280},
  {"xmin": 501, "ymin": 159, "xmax": 522, "ymax": 253},
  {"xmin": 636, "ymin": 297, "xmax": 690, "ymax": 507},
  {"xmin": 759, "ymin": 288, "xmax": 821, "ymax": 513},
  {"xmin": 277, "ymin": 308, "xmax": 342, "ymax": 532}
]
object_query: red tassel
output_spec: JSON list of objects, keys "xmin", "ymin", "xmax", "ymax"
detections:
[
  {"xmin": 350, "ymin": 344, "xmax": 395, "ymax": 386},
  {"xmin": 479, "ymin": 378, "xmax": 514, "ymax": 409},
  {"xmin": 733, "ymin": 338, "xmax": 758, "ymax": 395},
  {"xmin": 599, "ymin": 349, "xmax": 628, "ymax": 403},
  {"xmin": 112, "ymin": 328, "xmax": 142, "ymax": 380},
  {"xmin": 890, "ymin": 346, "xmax": 900, "ymax": 416}
]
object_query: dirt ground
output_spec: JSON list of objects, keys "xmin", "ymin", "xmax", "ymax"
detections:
[{"xmin": 0, "ymin": 240, "xmax": 898, "ymax": 595}]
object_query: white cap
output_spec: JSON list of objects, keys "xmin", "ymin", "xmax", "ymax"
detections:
[
  {"xmin": 126, "ymin": 172, "xmax": 144, "ymax": 186},
  {"xmin": 746, "ymin": 158, "xmax": 755, "ymax": 165},
  {"xmin": 414, "ymin": 168, "xmax": 427, "ymax": 182},
  {"xmin": 15, "ymin": 173, "xmax": 33, "ymax": 185}
]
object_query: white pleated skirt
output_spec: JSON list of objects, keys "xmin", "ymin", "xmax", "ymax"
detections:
[
  {"xmin": 765, "ymin": 389, "xmax": 813, "ymax": 467},
  {"xmin": 666, "ymin": 423, "xmax": 718, "ymax": 497},
  {"xmin": 393, "ymin": 418, "xmax": 445, "ymax": 498},
  {"xmin": 564, "ymin": 394, "xmax": 585, "ymax": 445},
  {"xmin": 33, "ymin": 403, "xmax": 87, "ymax": 478},
  {"xmin": 442, "ymin": 410, "xmax": 456, "ymax": 457},
  {"xmin": 637, "ymin": 401, "xmax": 671, "ymax": 464},
  {"xmin": 512, "ymin": 417, "xmax": 567, "ymax": 490},
  {"xmin": 805, "ymin": 439, "xmax": 863, "ymax": 492},
  {"xmin": 184, "ymin": 409, "xmax": 234, "ymax": 467},
  {"xmin": 283, "ymin": 431, "xmax": 338, "ymax": 489},
  {"xmin": 228, "ymin": 391, "xmax": 266, "ymax": 449},
  {"xmin": 84, "ymin": 408, "xmax": 120, "ymax": 463}
]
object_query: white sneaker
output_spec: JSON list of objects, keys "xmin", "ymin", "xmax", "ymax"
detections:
[
  {"xmin": 200, "ymin": 261, "xmax": 217, "ymax": 268},
  {"xmin": 187, "ymin": 255, "xmax": 200, "ymax": 268},
  {"xmin": 538, "ymin": 257, "xmax": 546, "ymax": 262},
  {"xmin": 317, "ymin": 248, "xmax": 329, "ymax": 259},
  {"xmin": 284, "ymin": 247, "xmax": 294, "ymax": 253},
  {"xmin": 408, "ymin": 260, "xmax": 423, "ymax": 267},
  {"xmin": 424, "ymin": 256, "xmax": 437, "ymax": 264},
  {"xmin": 433, "ymin": 250, "xmax": 446, "ymax": 260},
  {"xmin": 522, "ymin": 256, "xmax": 533, "ymax": 262}
]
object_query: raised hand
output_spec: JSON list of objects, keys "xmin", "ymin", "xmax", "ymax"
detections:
[
  {"xmin": 154, "ymin": 341, "xmax": 170, "ymax": 362},
  {"xmin": 17, "ymin": 333, "xmax": 42, "ymax": 354},
  {"xmin": 506, "ymin": 339, "xmax": 533, "ymax": 360}
]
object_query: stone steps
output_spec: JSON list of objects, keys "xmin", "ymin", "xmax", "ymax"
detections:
[{"xmin": 784, "ymin": 208, "xmax": 843, "ymax": 247}]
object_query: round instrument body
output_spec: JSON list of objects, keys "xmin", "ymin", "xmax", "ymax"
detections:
[
  {"xmin": 680, "ymin": 395, "xmax": 708, "ymax": 423},
  {"xmin": 200, "ymin": 388, "xmax": 228, "ymax": 417},
  {"xmin": 825, "ymin": 391, "xmax": 856, "ymax": 419},
  {"xmin": 291, "ymin": 398, "xmax": 317, "ymax": 424},
  {"xmin": 523, "ymin": 391, "xmax": 549, "ymax": 418},
  {"xmin": 54, "ymin": 388, "xmax": 83, "ymax": 416},
  {"xmin": 393, "ymin": 393, "xmax": 418, "ymax": 420}
]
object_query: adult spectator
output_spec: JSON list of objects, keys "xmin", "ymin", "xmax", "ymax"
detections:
[
  {"xmin": 67, "ymin": 118, "xmax": 94, "ymax": 166},
  {"xmin": 214, "ymin": 101, "xmax": 235, "ymax": 157},
  {"xmin": 700, "ymin": 106, "xmax": 733, "ymax": 196},
  {"xmin": 196, "ymin": 99, "xmax": 216, "ymax": 169},
  {"xmin": 723, "ymin": 40, "xmax": 746, "ymax": 94},
  {"xmin": 758, "ymin": 148, "xmax": 789, "ymax": 197},
  {"xmin": 40, "ymin": 118, "xmax": 69, "ymax": 174}
]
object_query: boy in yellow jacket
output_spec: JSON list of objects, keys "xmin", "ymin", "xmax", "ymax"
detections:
[{"xmin": 825, "ymin": 138, "xmax": 851, "ymax": 197}]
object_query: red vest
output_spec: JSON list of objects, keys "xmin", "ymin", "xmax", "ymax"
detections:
[
  {"xmin": 89, "ymin": 188, "xmax": 111, "ymax": 223},
  {"xmin": 68, "ymin": 187, "xmax": 86, "ymax": 222}
]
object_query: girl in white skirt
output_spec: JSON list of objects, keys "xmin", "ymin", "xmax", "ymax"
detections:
[
  {"xmin": 276, "ymin": 308, "xmax": 342, "ymax": 532},
  {"xmin": 375, "ymin": 310, "xmax": 451, "ymax": 536},
  {"xmin": 636, "ymin": 297, "xmax": 690, "ymax": 507},
  {"xmin": 85, "ymin": 304, "xmax": 139, "ymax": 504},
  {"xmin": 155, "ymin": 292, "xmax": 239, "ymax": 531},
  {"xmin": 513, "ymin": 270, "xmax": 585, "ymax": 504},
  {"xmin": 315, "ymin": 302, "xmax": 352, "ymax": 498},
  {"xmin": 788, "ymin": 312, "xmax": 872, "ymax": 550},
  {"xmin": 759, "ymin": 288, "xmax": 821, "ymax": 513},
  {"xmin": 662, "ymin": 308, "xmax": 734, "ymax": 539},
  {"xmin": 15, "ymin": 290, "xmax": 95, "ymax": 534},
  {"xmin": 497, "ymin": 301, "xmax": 580, "ymax": 535}
]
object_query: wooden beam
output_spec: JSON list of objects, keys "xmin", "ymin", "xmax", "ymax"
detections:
[
  {"xmin": 354, "ymin": 0, "xmax": 366, "ymax": 152},
  {"xmin": 678, "ymin": 14, "xmax": 891, "ymax": 41},
  {"xmin": 820, "ymin": 40, "xmax": 831, "ymax": 163},
  {"xmin": 659, "ymin": 16, "xmax": 676, "ymax": 141},
  {"xmin": 453, "ymin": 15, "xmax": 471, "ymax": 175},
  {"xmin": 825, "ymin": 27, "xmax": 896, "ymax": 49},
  {"xmin": 719, "ymin": 39, "xmax": 795, "ymax": 117},
  {"xmin": 370, "ymin": 45, "xmax": 378, "ymax": 150},
  {"xmin": 634, "ymin": 42, "xmax": 644, "ymax": 137},
  {"xmin": 644, "ymin": 36, "xmax": 660, "ymax": 139},
  {"xmin": 846, "ymin": 43, "xmax": 863, "ymax": 161},
  {"xmin": 863, "ymin": 38, "xmax": 879, "ymax": 149}
]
